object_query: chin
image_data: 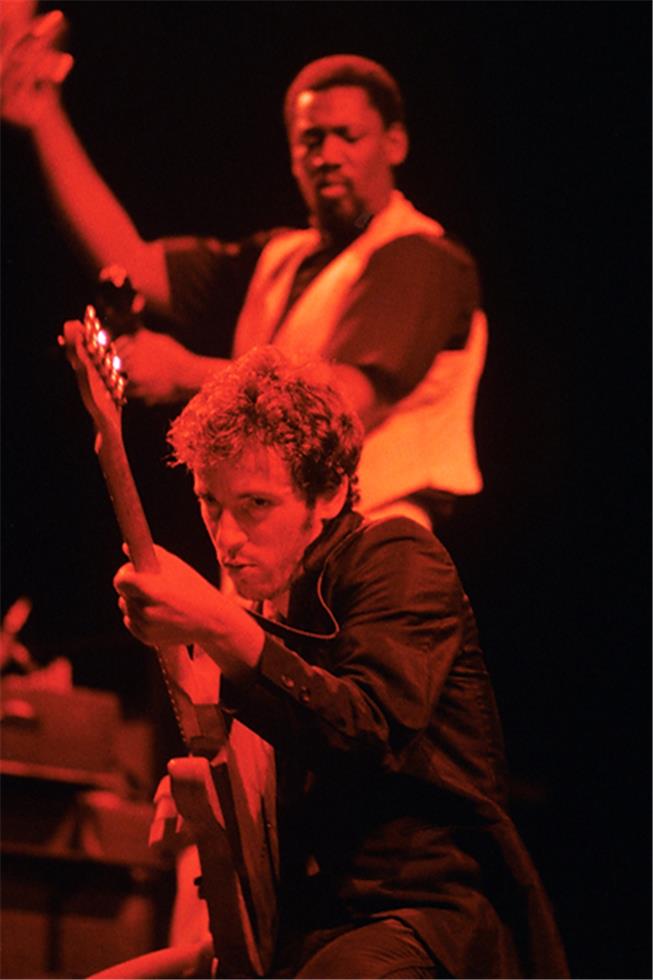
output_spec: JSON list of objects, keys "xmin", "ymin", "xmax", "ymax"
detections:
[
  {"xmin": 233, "ymin": 581, "xmax": 264, "ymax": 602},
  {"xmin": 318, "ymin": 205, "xmax": 359, "ymax": 237},
  {"xmin": 224, "ymin": 569, "xmax": 262, "ymax": 601}
]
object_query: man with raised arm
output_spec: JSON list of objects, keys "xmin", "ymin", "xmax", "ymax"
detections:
[
  {"xmin": 109, "ymin": 346, "xmax": 567, "ymax": 979},
  {"xmin": 2, "ymin": 10, "xmax": 485, "ymax": 529}
]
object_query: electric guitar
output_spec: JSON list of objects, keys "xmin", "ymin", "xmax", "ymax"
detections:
[{"xmin": 60, "ymin": 306, "xmax": 277, "ymax": 978}]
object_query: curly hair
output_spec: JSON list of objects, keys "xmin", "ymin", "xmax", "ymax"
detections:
[
  {"xmin": 284, "ymin": 54, "xmax": 406, "ymax": 133},
  {"xmin": 168, "ymin": 347, "xmax": 364, "ymax": 508}
]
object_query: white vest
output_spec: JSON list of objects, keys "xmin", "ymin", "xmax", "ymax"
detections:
[{"xmin": 233, "ymin": 191, "xmax": 487, "ymax": 508}]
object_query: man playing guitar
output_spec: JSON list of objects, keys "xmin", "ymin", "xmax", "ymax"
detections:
[{"xmin": 104, "ymin": 345, "xmax": 567, "ymax": 979}]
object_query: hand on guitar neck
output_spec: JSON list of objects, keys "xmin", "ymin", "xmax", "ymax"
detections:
[
  {"xmin": 95, "ymin": 266, "xmax": 207, "ymax": 406},
  {"xmin": 114, "ymin": 543, "xmax": 264, "ymax": 687},
  {"xmin": 59, "ymin": 306, "xmax": 264, "ymax": 686}
]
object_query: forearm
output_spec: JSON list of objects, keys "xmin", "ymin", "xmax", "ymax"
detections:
[
  {"xmin": 175, "ymin": 353, "xmax": 232, "ymax": 400},
  {"xmin": 115, "ymin": 330, "xmax": 231, "ymax": 405},
  {"xmin": 219, "ymin": 632, "xmax": 393, "ymax": 766},
  {"xmin": 198, "ymin": 608, "xmax": 264, "ymax": 688},
  {"xmin": 31, "ymin": 98, "xmax": 170, "ymax": 310}
]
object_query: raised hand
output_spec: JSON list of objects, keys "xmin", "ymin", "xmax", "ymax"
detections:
[{"xmin": 1, "ymin": 7, "xmax": 73, "ymax": 129}]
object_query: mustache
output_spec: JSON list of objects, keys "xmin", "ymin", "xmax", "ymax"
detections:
[{"xmin": 315, "ymin": 172, "xmax": 351, "ymax": 187}]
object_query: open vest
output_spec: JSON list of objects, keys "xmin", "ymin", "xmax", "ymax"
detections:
[{"xmin": 233, "ymin": 191, "xmax": 487, "ymax": 509}]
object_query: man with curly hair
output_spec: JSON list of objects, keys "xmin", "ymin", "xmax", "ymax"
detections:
[{"xmin": 112, "ymin": 347, "xmax": 567, "ymax": 979}]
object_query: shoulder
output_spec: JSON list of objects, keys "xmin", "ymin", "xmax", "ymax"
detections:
[
  {"xmin": 327, "ymin": 516, "xmax": 460, "ymax": 591},
  {"xmin": 253, "ymin": 226, "xmax": 318, "ymax": 265},
  {"xmin": 370, "ymin": 233, "xmax": 478, "ymax": 275},
  {"xmin": 162, "ymin": 226, "xmax": 294, "ymax": 260},
  {"xmin": 360, "ymin": 234, "xmax": 480, "ymax": 308},
  {"xmin": 316, "ymin": 516, "xmax": 466, "ymax": 629}
]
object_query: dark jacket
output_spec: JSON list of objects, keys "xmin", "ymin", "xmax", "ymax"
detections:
[{"xmin": 223, "ymin": 510, "xmax": 569, "ymax": 979}]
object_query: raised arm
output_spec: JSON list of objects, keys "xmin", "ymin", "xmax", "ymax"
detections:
[{"xmin": 1, "ymin": 8, "xmax": 171, "ymax": 313}]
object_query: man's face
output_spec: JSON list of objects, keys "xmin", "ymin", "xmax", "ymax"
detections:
[
  {"xmin": 289, "ymin": 85, "xmax": 407, "ymax": 235},
  {"xmin": 194, "ymin": 443, "xmax": 338, "ymax": 603}
]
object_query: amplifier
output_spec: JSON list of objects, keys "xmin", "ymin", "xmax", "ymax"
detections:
[{"xmin": 1, "ymin": 680, "xmax": 121, "ymax": 784}]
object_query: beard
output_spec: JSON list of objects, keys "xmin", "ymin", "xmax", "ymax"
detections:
[{"xmin": 312, "ymin": 190, "xmax": 369, "ymax": 240}]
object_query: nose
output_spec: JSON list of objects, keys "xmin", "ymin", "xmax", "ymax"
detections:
[
  {"xmin": 313, "ymin": 133, "xmax": 345, "ymax": 168},
  {"xmin": 215, "ymin": 509, "xmax": 247, "ymax": 558}
]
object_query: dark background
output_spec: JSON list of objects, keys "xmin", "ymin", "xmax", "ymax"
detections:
[{"xmin": 2, "ymin": 2, "xmax": 651, "ymax": 977}]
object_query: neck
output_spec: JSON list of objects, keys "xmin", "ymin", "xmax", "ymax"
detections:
[
  {"xmin": 263, "ymin": 593, "xmax": 290, "ymax": 621},
  {"xmin": 311, "ymin": 216, "xmax": 361, "ymax": 248},
  {"xmin": 312, "ymin": 188, "xmax": 396, "ymax": 244}
]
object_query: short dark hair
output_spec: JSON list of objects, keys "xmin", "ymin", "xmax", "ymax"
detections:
[
  {"xmin": 168, "ymin": 346, "xmax": 363, "ymax": 508},
  {"xmin": 284, "ymin": 54, "xmax": 406, "ymax": 132}
]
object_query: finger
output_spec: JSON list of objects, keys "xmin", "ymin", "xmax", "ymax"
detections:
[
  {"xmin": 128, "ymin": 620, "xmax": 158, "ymax": 649},
  {"xmin": 112, "ymin": 565, "xmax": 145, "ymax": 598},
  {"xmin": 43, "ymin": 49, "xmax": 73, "ymax": 84},
  {"xmin": 119, "ymin": 603, "xmax": 133, "ymax": 631},
  {"xmin": 153, "ymin": 774, "xmax": 172, "ymax": 802},
  {"xmin": 118, "ymin": 597, "xmax": 151, "ymax": 638},
  {"xmin": 114, "ymin": 336, "xmax": 132, "ymax": 355},
  {"xmin": 142, "ymin": 392, "xmax": 162, "ymax": 407},
  {"xmin": 125, "ymin": 379, "xmax": 150, "ymax": 400},
  {"xmin": 121, "ymin": 611, "xmax": 146, "ymax": 643},
  {"xmin": 114, "ymin": 578, "xmax": 146, "ymax": 600},
  {"xmin": 30, "ymin": 10, "xmax": 67, "ymax": 42},
  {"xmin": 6, "ymin": 16, "xmax": 65, "ymax": 72},
  {"xmin": 117, "ymin": 594, "xmax": 146, "ymax": 614}
]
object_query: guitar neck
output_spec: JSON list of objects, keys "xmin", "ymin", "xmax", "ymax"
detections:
[
  {"xmin": 96, "ymin": 432, "xmax": 221, "ymax": 750},
  {"xmin": 96, "ymin": 433, "xmax": 158, "ymax": 572},
  {"xmin": 98, "ymin": 435, "xmax": 276, "ymax": 976},
  {"xmin": 61, "ymin": 310, "xmax": 277, "ymax": 976}
]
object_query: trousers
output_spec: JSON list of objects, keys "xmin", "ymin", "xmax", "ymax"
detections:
[{"xmin": 271, "ymin": 917, "xmax": 444, "ymax": 979}]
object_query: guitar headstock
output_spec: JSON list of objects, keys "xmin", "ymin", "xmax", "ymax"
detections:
[
  {"xmin": 60, "ymin": 306, "xmax": 127, "ymax": 442},
  {"xmin": 95, "ymin": 265, "xmax": 145, "ymax": 337}
]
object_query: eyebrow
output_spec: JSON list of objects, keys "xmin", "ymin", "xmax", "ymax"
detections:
[
  {"xmin": 298, "ymin": 124, "xmax": 361, "ymax": 138},
  {"xmin": 237, "ymin": 490, "xmax": 281, "ymax": 502},
  {"xmin": 196, "ymin": 488, "xmax": 281, "ymax": 502}
]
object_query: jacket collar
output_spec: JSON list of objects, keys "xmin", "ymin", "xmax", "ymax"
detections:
[
  {"xmin": 248, "ymin": 508, "xmax": 364, "ymax": 642},
  {"xmin": 300, "ymin": 507, "xmax": 364, "ymax": 577}
]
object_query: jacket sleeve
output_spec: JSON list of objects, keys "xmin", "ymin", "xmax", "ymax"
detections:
[
  {"xmin": 161, "ymin": 229, "xmax": 286, "ymax": 352},
  {"xmin": 221, "ymin": 523, "xmax": 468, "ymax": 773}
]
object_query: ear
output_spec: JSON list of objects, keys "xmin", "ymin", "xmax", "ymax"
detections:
[
  {"xmin": 384, "ymin": 123, "xmax": 409, "ymax": 167},
  {"xmin": 289, "ymin": 143, "xmax": 302, "ymax": 182},
  {"xmin": 316, "ymin": 479, "xmax": 349, "ymax": 522}
]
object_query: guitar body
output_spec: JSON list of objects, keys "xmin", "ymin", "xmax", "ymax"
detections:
[
  {"xmin": 169, "ymin": 749, "xmax": 276, "ymax": 978},
  {"xmin": 60, "ymin": 308, "xmax": 278, "ymax": 978}
]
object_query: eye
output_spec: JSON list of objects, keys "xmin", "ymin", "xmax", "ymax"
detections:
[
  {"xmin": 241, "ymin": 496, "xmax": 274, "ymax": 520},
  {"xmin": 250, "ymin": 497, "xmax": 272, "ymax": 510},
  {"xmin": 302, "ymin": 133, "xmax": 322, "ymax": 149},
  {"xmin": 198, "ymin": 493, "xmax": 220, "ymax": 512},
  {"xmin": 333, "ymin": 127, "xmax": 364, "ymax": 144}
]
